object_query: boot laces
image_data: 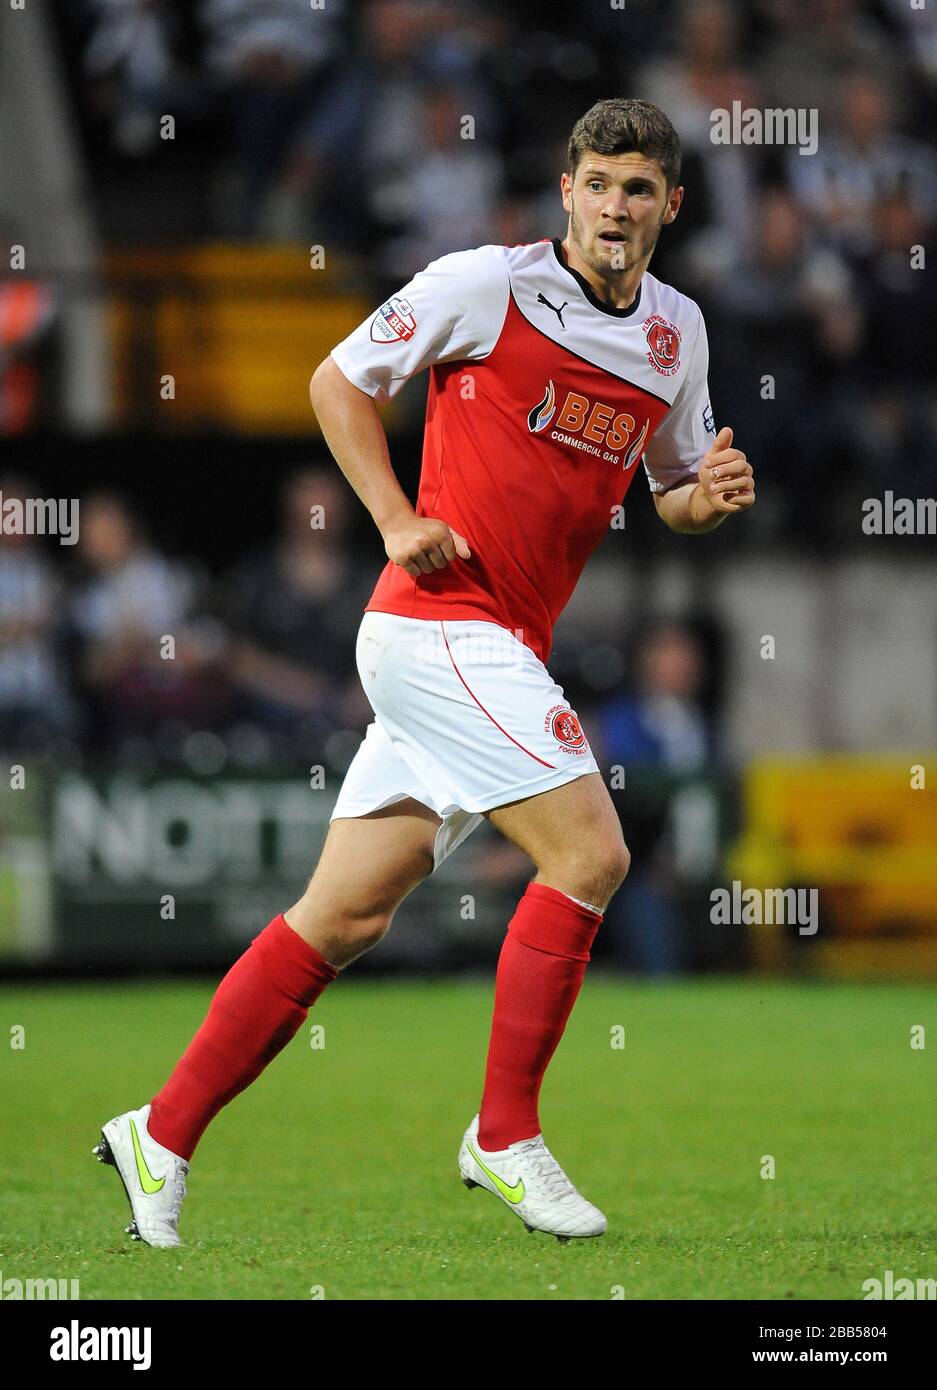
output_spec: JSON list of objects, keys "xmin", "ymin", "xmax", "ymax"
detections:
[
  {"xmin": 169, "ymin": 1160, "xmax": 189, "ymax": 1224},
  {"xmin": 514, "ymin": 1139, "xmax": 577, "ymax": 1200}
]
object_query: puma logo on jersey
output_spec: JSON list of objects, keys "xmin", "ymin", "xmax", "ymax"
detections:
[{"xmin": 537, "ymin": 292, "xmax": 568, "ymax": 328}]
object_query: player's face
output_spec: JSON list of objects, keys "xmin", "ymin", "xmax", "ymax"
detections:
[{"xmin": 561, "ymin": 152, "xmax": 682, "ymax": 277}]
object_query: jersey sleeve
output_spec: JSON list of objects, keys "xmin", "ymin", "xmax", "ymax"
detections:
[
  {"xmin": 642, "ymin": 309, "xmax": 717, "ymax": 494},
  {"xmin": 329, "ymin": 246, "xmax": 508, "ymax": 404}
]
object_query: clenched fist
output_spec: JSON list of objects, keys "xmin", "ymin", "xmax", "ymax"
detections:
[
  {"xmin": 382, "ymin": 515, "xmax": 472, "ymax": 579},
  {"xmin": 698, "ymin": 426, "xmax": 755, "ymax": 514}
]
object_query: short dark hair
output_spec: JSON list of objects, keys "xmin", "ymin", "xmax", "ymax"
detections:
[{"xmin": 567, "ymin": 98, "xmax": 682, "ymax": 189}]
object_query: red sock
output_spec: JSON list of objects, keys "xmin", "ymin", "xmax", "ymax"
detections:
[
  {"xmin": 477, "ymin": 881, "xmax": 601, "ymax": 1151},
  {"xmin": 147, "ymin": 914, "xmax": 337, "ymax": 1160}
]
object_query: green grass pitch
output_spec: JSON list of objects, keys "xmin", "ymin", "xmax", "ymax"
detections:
[{"xmin": 1, "ymin": 976, "xmax": 935, "ymax": 1300}]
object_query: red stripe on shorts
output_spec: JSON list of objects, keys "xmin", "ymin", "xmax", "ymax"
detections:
[{"xmin": 440, "ymin": 620, "xmax": 556, "ymax": 770}]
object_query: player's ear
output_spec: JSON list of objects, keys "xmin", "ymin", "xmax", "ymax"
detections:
[
  {"xmin": 560, "ymin": 171, "xmax": 573, "ymax": 214},
  {"xmin": 662, "ymin": 185, "xmax": 684, "ymax": 225}
]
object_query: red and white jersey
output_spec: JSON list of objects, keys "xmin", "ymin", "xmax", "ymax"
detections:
[{"xmin": 330, "ymin": 237, "xmax": 716, "ymax": 665}]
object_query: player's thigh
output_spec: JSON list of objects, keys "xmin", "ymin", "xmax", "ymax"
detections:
[
  {"xmin": 294, "ymin": 796, "xmax": 442, "ymax": 926},
  {"xmin": 484, "ymin": 770, "xmax": 629, "ymax": 881}
]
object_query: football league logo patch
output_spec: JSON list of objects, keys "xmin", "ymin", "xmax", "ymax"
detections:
[
  {"xmin": 370, "ymin": 296, "xmax": 417, "ymax": 343},
  {"xmin": 643, "ymin": 314, "xmax": 681, "ymax": 376}
]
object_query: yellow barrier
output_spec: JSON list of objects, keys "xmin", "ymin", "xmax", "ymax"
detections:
[
  {"xmin": 729, "ymin": 754, "xmax": 937, "ymax": 975},
  {"xmin": 105, "ymin": 245, "xmax": 379, "ymax": 433}
]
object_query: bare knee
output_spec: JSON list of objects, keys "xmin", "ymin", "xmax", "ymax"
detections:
[
  {"xmin": 590, "ymin": 835, "xmax": 631, "ymax": 904},
  {"xmin": 540, "ymin": 832, "xmax": 631, "ymax": 911}
]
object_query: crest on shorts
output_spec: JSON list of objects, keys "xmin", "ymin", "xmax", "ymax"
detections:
[
  {"xmin": 546, "ymin": 704, "xmax": 587, "ymax": 750},
  {"xmin": 643, "ymin": 314, "xmax": 681, "ymax": 375},
  {"xmin": 370, "ymin": 296, "xmax": 417, "ymax": 343}
]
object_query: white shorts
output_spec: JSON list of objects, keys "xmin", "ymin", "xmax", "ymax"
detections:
[{"xmin": 330, "ymin": 611, "xmax": 601, "ymax": 870}]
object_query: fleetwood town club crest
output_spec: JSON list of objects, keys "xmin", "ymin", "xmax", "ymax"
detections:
[
  {"xmin": 643, "ymin": 314, "xmax": 681, "ymax": 375},
  {"xmin": 370, "ymin": 296, "xmax": 417, "ymax": 343},
  {"xmin": 545, "ymin": 703, "xmax": 589, "ymax": 754}
]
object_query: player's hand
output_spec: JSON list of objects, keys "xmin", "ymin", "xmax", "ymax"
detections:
[
  {"xmin": 697, "ymin": 426, "xmax": 755, "ymax": 514},
  {"xmin": 382, "ymin": 515, "xmax": 472, "ymax": 579}
]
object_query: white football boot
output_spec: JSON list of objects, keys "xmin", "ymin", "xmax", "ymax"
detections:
[
  {"xmin": 92, "ymin": 1103, "xmax": 189, "ymax": 1248},
  {"xmin": 458, "ymin": 1113, "xmax": 607, "ymax": 1241}
]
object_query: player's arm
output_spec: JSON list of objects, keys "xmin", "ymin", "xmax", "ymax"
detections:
[
  {"xmin": 310, "ymin": 250, "xmax": 504, "ymax": 578},
  {"xmin": 652, "ymin": 426, "xmax": 755, "ymax": 533},
  {"xmin": 643, "ymin": 310, "xmax": 755, "ymax": 534},
  {"xmin": 309, "ymin": 357, "xmax": 469, "ymax": 578}
]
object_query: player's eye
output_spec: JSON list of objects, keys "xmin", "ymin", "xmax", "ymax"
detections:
[{"xmin": 587, "ymin": 181, "xmax": 604, "ymax": 192}]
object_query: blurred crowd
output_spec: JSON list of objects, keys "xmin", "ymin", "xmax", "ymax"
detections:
[
  {"xmin": 8, "ymin": 0, "xmax": 924, "ymax": 534},
  {"xmin": 2, "ymin": 0, "xmax": 931, "ymax": 971},
  {"xmin": 0, "ymin": 467, "xmax": 378, "ymax": 768},
  {"xmin": 54, "ymin": 1, "xmax": 937, "ymax": 260},
  {"xmin": 0, "ymin": 460, "xmax": 722, "ymax": 970},
  {"xmin": 0, "ymin": 464, "xmax": 716, "ymax": 779}
]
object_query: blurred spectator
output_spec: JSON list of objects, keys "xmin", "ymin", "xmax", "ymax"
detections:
[
  {"xmin": 847, "ymin": 191, "xmax": 937, "ymax": 497},
  {"xmin": 596, "ymin": 623, "xmax": 713, "ymax": 773},
  {"xmin": 200, "ymin": 0, "xmax": 347, "ymax": 236},
  {"xmin": 594, "ymin": 623, "xmax": 714, "ymax": 975},
  {"xmin": 288, "ymin": 0, "xmax": 499, "ymax": 262},
  {"xmin": 0, "ymin": 476, "xmax": 76, "ymax": 748},
  {"xmin": 82, "ymin": 0, "xmax": 201, "ymax": 157},
  {"xmin": 222, "ymin": 467, "xmax": 372, "ymax": 757},
  {"xmin": 381, "ymin": 86, "xmax": 503, "ymax": 279},
  {"xmin": 880, "ymin": 0, "xmax": 937, "ymax": 84},
  {"xmin": 758, "ymin": 0, "xmax": 903, "ymax": 119},
  {"xmin": 0, "ymin": 276, "xmax": 57, "ymax": 435},
  {"xmin": 786, "ymin": 70, "xmax": 937, "ymax": 261},
  {"xmin": 638, "ymin": 0, "xmax": 762, "ymax": 270},
  {"xmin": 69, "ymin": 492, "xmax": 225, "ymax": 751},
  {"xmin": 695, "ymin": 187, "xmax": 860, "ymax": 536}
]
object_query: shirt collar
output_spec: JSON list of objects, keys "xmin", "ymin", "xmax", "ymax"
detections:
[{"xmin": 550, "ymin": 237, "xmax": 643, "ymax": 319}]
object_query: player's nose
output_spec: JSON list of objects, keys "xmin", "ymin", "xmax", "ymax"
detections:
[{"xmin": 601, "ymin": 195, "xmax": 630, "ymax": 221}]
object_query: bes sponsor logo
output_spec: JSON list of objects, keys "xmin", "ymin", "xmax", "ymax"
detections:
[
  {"xmin": 545, "ymin": 704, "xmax": 589, "ymax": 755},
  {"xmin": 643, "ymin": 314, "xmax": 681, "ymax": 375},
  {"xmin": 370, "ymin": 296, "xmax": 416, "ymax": 343},
  {"xmin": 528, "ymin": 380, "xmax": 650, "ymax": 468}
]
